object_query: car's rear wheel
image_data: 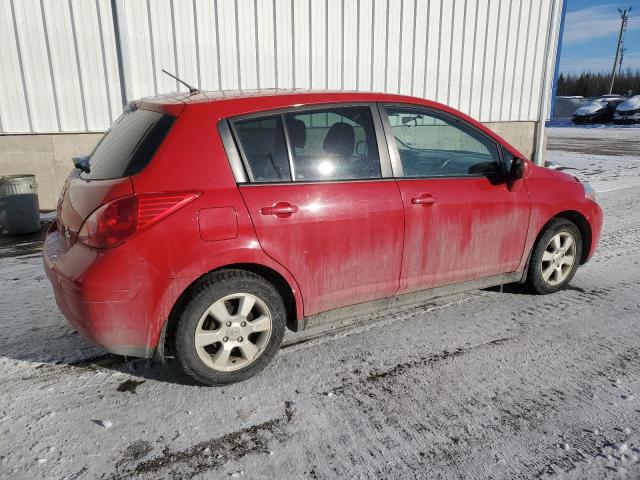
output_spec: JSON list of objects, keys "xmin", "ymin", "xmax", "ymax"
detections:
[
  {"xmin": 174, "ymin": 269, "xmax": 286, "ymax": 386},
  {"xmin": 526, "ymin": 218, "xmax": 582, "ymax": 294}
]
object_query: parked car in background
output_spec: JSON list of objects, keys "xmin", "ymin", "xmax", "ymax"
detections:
[
  {"xmin": 553, "ymin": 96, "xmax": 586, "ymax": 120},
  {"xmin": 572, "ymin": 95, "xmax": 626, "ymax": 124},
  {"xmin": 596, "ymin": 94, "xmax": 626, "ymax": 101},
  {"xmin": 614, "ymin": 95, "xmax": 640, "ymax": 124},
  {"xmin": 43, "ymin": 90, "xmax": 603, "ymax": 386}
]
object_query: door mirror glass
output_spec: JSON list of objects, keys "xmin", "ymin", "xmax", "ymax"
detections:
[{"xmin": 510, "ymin": 157, "xmax": 525, "ymax": 179}]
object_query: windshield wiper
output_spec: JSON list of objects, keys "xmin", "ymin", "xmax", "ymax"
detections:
[{"xmin": 73, "ymin": 155, "xmax": 91, "ymax": 174}]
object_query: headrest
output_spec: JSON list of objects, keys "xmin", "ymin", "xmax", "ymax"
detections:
[
  {"xmin": 322, "ymin": 122, "xmax": 355, "ymax": 157},
  {"xmin": 288, "ymin": 119, "xmax": 307, "ymax": 148}
]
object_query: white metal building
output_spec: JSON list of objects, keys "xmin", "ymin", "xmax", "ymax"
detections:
[{"xmin": 0, "ymin": 0, "xmax": 562, "ymax": 208}]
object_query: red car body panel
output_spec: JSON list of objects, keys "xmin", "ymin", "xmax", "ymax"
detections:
[
  {"xmin": 44, "ymin": 226, "xmax": 169, "ymax": 356},
  {"xmin": 395, "ymin": 176, "xmax": 531, "ymax": 294},
  {"xmin": 515, "ymin": 165, "xmax": 603, "ymax": 270},
  {"xmin": 239, "ymin": 181, "xmax": 404, "ymax": 315},
  {"xmin": 42, "ymin": 90, "xmax": 603, "ymax": 358}
]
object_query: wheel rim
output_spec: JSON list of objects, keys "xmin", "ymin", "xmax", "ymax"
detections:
[
  {"xmin": 541, "ymin": 232, "xmax": 577, "ymax": 286},
  {"xmin": 194, "ymin": 293, "xmax": 272, "ymax": 372}
]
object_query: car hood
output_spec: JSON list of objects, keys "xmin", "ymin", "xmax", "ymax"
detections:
[
  {"xmin": 574, "ymin": 102, "xmax": 604, "ymax": 116},
  {"xmin": 616, "ymin": 96, "xmax": 640, "ymax": 112},
  {"xmin": 543, "ymin": 165, "xmax": 579, "ymax": 183}
]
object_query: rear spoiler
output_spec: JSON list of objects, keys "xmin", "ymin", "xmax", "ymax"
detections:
[{"xmin": 135, "ymin": 98, "xmax": 186, "ymax": 117}]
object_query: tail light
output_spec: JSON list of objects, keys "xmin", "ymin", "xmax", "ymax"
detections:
[{"xmin": 78, "ymin": 192, "xmax": 199, "ymax": 248}]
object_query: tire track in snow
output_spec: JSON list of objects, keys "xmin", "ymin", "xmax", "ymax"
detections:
[
  {"xmin": 109, "ymin": 401, "xmax": 295, "ymax": 479},
  {"xmin": 322, "ymin": 336, "xmax": 515, "ymax": 397}
]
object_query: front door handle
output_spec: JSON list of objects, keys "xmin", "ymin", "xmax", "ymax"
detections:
[
  {"xmin": 411, "ymin": 194, "xmax": 437, "ymax": 206},
  {"xmin": 260, "ymin": 202, "xmax": 299, "ymax": 217}
]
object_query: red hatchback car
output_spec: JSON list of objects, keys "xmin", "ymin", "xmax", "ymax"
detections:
[{"xmin": 44, "ymin": 90, "xmax": 603, "ymax": 385}]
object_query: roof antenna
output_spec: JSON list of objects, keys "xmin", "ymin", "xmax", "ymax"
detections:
[{"xmin": 162, "ymin": 69, "xmax": 200, "ymax": 94}]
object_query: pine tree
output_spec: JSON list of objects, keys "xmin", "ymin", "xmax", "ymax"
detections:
[{"xmin": 556, "ymin": 70, "xmax": 640, "ymax": 97}]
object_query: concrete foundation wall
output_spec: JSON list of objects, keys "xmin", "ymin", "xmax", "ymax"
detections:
[
  {"xmin": 0, "ymin": 121, "xmax": 538, "ymax": 211},
  {"xmin": 0, "ymin": 134, "xmax": 103, "ymax": 211},
  {"xmin": 484, "ymin": 121, "xmax": 537, "ymax": 161}
]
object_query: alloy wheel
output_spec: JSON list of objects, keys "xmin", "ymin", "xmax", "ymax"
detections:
[
  {"xmin": 540, "ymin": 232, "xmax": 577, "ymax": 286},
  {"xmin": 194, "ymin": 293, "xmax": 272, "ymax": 372}
]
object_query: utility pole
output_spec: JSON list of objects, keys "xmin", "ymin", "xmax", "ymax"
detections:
[{"xmin": 609, "ymin": 7, "xmax": 632, "ymax": 94}]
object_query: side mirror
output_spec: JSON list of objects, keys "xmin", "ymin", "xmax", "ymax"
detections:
[
  {"xmin": 355, "ymin": 141, "xmax": 368, "ymax": 156},
  {"xmin": 509, "ymin": 157, "xmax": 524, "ymax": 180}
]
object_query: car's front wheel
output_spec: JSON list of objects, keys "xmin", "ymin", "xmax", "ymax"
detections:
[
  {"xmin": 526, "ymin": 218, "xmax": 582, "ymax": 294},
  {"xmin": 174, "ymin": 269, "xmax": 286, "ymax": 386}
]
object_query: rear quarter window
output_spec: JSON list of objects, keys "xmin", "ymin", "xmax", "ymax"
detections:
[
  {"xmin": 82, "ymin": 109, "xmax": 175, "ymax": 181},
  {"xmin": 233, "ymin": 115, "xmax": 291, "ymax": 182}
]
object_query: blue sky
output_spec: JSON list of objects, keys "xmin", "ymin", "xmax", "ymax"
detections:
[{"xmin": 558, "ymin": 0, "xmax": 640, "ymax": 74}]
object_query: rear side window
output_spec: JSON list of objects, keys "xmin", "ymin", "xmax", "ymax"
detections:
[
  {"xmin": 82, "ymin": 109, "xmax": 175, "ymax": 180},
  {"xmin": 233, "ymin": 116, "xmax": 291, "ymax": 182},
  {"xmin": 231, "ymin": 105, "xmax": 382, "ymax": 183},
  {"xmin": 284, "ymin": 106, "xmax": 381, "ymax": 181}
]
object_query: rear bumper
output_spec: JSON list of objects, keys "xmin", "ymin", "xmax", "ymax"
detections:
[{"xmin": 43, "ymin": 224, "xmax": 166, "ymax": 358}]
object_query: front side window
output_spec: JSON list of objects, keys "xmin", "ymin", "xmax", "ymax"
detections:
[
  {"xmin": 385, "ymin": 107, "xmax": 501, "ymax": 178},
  {"xmin": 284, "ymin": 106, "xmax": 381, "ymax": 181},
  {"xmin": 233, "ymin": 115, "xmax": 291, "ymax": 182}
]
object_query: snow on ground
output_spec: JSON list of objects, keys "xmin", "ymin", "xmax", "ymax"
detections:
[
  {"xmin": 546, "ymin": 127, "xmax": 640, "ymax": 194},
  {"xmin": 1, "ymin": 127, "xmax": 640, "ymax": 479},
  {"xmin": 546, "ymin": 125, "xmax": 640, "ymax": 156}
]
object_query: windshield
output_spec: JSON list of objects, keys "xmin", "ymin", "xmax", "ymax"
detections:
[{"xmin": 81, "ymin": 109, "xmax": 175, "ymax": 181}]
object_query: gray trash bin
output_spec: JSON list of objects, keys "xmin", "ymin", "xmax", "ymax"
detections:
[{"xmin": 0, "ymin": 175, "xmax": 41, "ymax": 235}]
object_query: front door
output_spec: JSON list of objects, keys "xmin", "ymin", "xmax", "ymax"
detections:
[
  {"xmin": 380, "ymin": 105, "xmax": 531, "ymax": 294},
  {"xmin": 232, "ymin": 105, "xmax": 404, "ymax": 316}
]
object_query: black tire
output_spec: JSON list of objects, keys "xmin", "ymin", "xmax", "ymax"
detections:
[
  {"xmin": 174, "ymin": 269, "xmax": 286, "ymax": 386},
  {"xmin": 525, "ymin": 218, "xmax": 582, "ymax": 294}
]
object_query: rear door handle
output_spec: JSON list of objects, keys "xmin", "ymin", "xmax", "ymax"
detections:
[
  {"xmin": 411, "ymin": 194, "xmax": 437, "ymax": 206},
  {"xmin": 260, "ymin": 202, "xmax": 299, "ymax": 217}
]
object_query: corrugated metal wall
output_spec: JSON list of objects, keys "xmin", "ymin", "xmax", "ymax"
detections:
[
  {"xmin": 0, "ymin": 0, "xmax": 123, "ymax": 133},
  {"xmin": 0, "ymin": 0, "xmax": 557, "ymax": 134}
]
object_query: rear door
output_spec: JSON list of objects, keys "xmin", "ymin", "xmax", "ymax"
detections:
[
  {"xmin": 379, "ymin": 105, "xmax": 530, "ymax": 294},
  {"xmin": 229, "ymin": 104, "xmax": 404, "ymax": 316}
]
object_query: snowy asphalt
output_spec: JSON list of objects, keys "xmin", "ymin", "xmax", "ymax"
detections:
[{"xmin": 1, "ymin": 127, "xmax": 640, "ymax": 479}]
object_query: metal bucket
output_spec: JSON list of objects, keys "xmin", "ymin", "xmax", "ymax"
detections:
[{"xmin": 0, "ymin": 175, "xmax": 41, "ymax": 235}]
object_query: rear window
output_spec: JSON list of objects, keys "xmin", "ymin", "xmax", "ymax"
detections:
[{"xmin": 81, "ymin": 109, "xmax": 175, "ymax": 180}]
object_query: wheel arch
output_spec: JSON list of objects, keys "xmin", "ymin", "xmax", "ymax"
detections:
[
  {"xmin": 552, "ymin": 210, "xmax": 592, "ymax": 264},
  {"xmin": 158, "ymin": 263, "xmax": 301, "ymax": 360},
  {"xmin": 520, "ymin": 210, "xmax": 592, "ymax": 284}
]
